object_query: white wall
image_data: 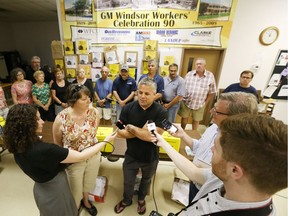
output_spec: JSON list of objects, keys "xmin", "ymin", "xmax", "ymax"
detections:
[{"xmin": 219, "ymin": 0, "xmax": 288, "ymax": 123}]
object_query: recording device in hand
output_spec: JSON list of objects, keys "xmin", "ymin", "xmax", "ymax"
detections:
[
  {"xmin": 116, "ymin": 120, "xmax": 125, "ymax": 129},
  {"xmin": 161, "ymin": 119, "xmax": 178, "ymax": 133},
  {"xmin": 147, "ymin": 120, "xmax": 157, "ymax": 144}
]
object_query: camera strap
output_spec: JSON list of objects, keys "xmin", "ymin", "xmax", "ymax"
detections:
[{"xmin": 173, "ymin": 189, "xmax": 273, "ymax": 216}]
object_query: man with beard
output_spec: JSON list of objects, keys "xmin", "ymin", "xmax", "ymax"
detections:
[{"xmin": 151, "ymin": 113, "xmax": 287, "ymax": 215}]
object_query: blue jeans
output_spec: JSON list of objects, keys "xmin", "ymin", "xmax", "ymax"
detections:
[{"xmin": 166, "ymin": 103, "xmax": 180, "ymax": 123}]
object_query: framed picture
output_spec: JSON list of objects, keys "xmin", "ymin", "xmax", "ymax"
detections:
[
  {"xmin": 104, "ymin": 50, "xmax": 119, "ymax": 64},
  {"xmin": 124, "ymin": 51, "xmax": 138, "ymax": 67},
  {"xmin": 64, "ymin": 0, "xmax": 93, "ymax": 21},
  {"xmin": 263, "ymin": 49, "xmax": 288, "ymax": 100},
  {"xmin": 78, "ymin": 54, "xmax": 90, "ymax": 65},
  {"xmin": 64, "ymin": 41, "xmax": 74, "ymax": 55},
  {"xmin": 75, "ymin": 39, "xmax": 88, "ymax": 54},
  {"xmin": 64, "ymin": 55, "xmax": 77, "ymax": 69},
  {"xmin": 91, "ymin": 52, "xmax": 104, "ymax": 68},
  {"xmin": 144, "ymin": 51, "xmax": 158, "ymax": 61},
  {"xmin": 66, "ymin": 68, "xmax": 76, "ymax": 78},
  {"xmin": 54, "ymin": 59, "xmax": 65, "ymax": 70}
]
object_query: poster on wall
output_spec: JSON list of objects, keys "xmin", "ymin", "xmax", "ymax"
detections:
[
  {"xmin": 59, "ymin": 0, "xmax": 238, "ymax": 48},
  {"xmin": 263, "ymin": 50, "xmax": 288, "ymax": 100},
  {"xmin": 64, "ymin": 0, "xmax": 92, "ymax": 21}
]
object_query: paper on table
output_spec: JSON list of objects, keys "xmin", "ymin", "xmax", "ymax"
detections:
[
  {"xmin": 278, "ymin": 85, "xmax": 288, "ymax": 97},
  {"xmin": 171, "ymin": 177, "xmax": 190, "ymax": 206},
  {"xmin": 268, "ymin": 74, "xmax": 281, "ymax": 86},
  {"xmin": 263, "ymin": 86, "xmax": 277, "ymax": 97}
]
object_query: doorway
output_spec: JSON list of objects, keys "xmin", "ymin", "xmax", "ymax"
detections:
[{"xmin": 176, "ymin": 48, "xmax": 225, "ymax": 126}]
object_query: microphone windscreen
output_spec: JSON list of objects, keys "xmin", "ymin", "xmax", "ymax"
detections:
[{"xmin": 147, "ymin": 120, "xmax": 156, "ymax": 132}]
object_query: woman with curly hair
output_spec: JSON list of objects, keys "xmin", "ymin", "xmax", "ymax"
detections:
[
  {"xmin": 3, "ymin": 104, "xmax": 116, "ymax": 216},
  {"xmin": 10, "ymin": 67, "xmax": 33, "ymax": 104}
]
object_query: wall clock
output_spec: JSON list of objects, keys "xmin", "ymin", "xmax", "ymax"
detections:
[{"xmin": 259, "ymin": 26, "xmax": 279, "ymax": 45}]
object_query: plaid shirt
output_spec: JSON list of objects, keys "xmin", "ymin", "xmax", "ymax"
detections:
[{"xmin": 183, "ymin": 70, "xmax": 216, "ymax": 109}]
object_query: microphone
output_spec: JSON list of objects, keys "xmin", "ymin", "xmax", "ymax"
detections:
[{"xmin": 147, "ymin": 120, "xmax": 157, "ymax": 145}]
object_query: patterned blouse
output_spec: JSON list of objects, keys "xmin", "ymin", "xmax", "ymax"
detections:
[
  {"xmin": 58, "ymin": 108, "xmax": 99, "ymax": 151},
  {"xmin": 11, "ymin": 80, "xmax": 33, "ymax": 104},
  {"xmin": 31, "ymin": 83, "xmax": 50, "ymax": 106},
  {"xmin": 0, "ymin": 86, "xmax": 7, "ymax": 109}
]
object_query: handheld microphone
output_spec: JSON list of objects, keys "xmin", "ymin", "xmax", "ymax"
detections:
[{"xmin": 147, "ymin": 120, "xmax": 157, "ymax": 145}]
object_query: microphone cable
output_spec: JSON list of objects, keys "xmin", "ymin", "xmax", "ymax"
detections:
[
  {"xmin": 152, "ymin": 166, "xmax": 159, "ymax": 213},
  {"xmin": 79, "ymin": 140, "xmax": 115, "ymax": 158}
]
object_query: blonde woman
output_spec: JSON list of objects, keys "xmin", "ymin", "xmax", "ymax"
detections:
[
  {"xmin": 10, "ymin": 67, "xmax": 33, "ymax": 104},
  {"xmin": 32, "ymin": 70, "xmax": 54, "ymax": 121},
  {"xmin": 72, "ymin": 67, "xmax": 94, "ymax": 103}
]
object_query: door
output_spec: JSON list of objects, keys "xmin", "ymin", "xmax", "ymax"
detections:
[{"xmin": 176, "ymin": 48, "xmax": 225, "ymax": 126}]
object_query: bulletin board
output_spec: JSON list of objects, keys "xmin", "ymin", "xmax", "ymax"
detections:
[{"xmin": 263, "ymin": 50, "xmax": 288, "ymax": 100}]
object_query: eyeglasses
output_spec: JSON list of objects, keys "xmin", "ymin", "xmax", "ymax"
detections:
[
  {"xmin": 101, "ymin": 71, "xmax": 109, "ymax": 74},
  {"xmin": 241, "ymin": 76, "xmax": 252, "ymax": 79},
  {"xmin": 212, "ymin": 106, "xmax": 229, "ymax": 116}
]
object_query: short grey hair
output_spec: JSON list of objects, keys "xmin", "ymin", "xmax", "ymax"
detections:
[
  {"xmin": 31, "ymin": 56, "xmax": 40, "ymax": 62},
  {"xmin": 148, "ymin": 59, "xmax": 158, "ymax": 67},
  {"xmin": 138, "ymin": 77, "xmax": 157, "ymax": 94},
  {"xmin": 219, "ymin": 92, "xmax": 258, "ymax": 115}
]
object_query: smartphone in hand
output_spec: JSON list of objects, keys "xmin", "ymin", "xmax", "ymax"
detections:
[{"xmin": 161, "ymin": 119, "xmax": 178, "ymax": 133}]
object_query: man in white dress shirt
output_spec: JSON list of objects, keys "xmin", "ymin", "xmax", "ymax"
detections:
[{"xmin": 175, "ymin": 92, "xmax": 258, "ymax": 202}]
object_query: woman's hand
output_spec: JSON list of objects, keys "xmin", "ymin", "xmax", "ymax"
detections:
[
  {"xmin": 149, "ymin": 130, "xmax": 166, "ymax": 147},
  {"xmin": 104, "ymin": 130, "xmax": 118, "ymax": 143}
]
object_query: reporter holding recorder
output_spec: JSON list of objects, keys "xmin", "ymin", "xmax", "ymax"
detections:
[
  {"xmin": 149, "ymin": 114, "xmax": 287, "ymax": 215},
  {"xmin": 3, "ymin": 104, "xmax": 117, "ymax": 216}
]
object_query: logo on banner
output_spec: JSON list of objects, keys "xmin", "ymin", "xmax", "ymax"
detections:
[
  {"xmin": 135, "ymin": 31, "xmax": 151, "ymax": 41},
  {"xmin": 71, "ymin": 26, "xmax": 98, "ymax": 43},
  {"xmin": 191, "ymin": 31, "xmax": 212, "ymax": 37}
]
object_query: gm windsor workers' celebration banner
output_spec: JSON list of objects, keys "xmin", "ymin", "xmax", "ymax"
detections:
[{"xmin": 60, "ymin": 0, "xmax": 238, "ymax": 48}]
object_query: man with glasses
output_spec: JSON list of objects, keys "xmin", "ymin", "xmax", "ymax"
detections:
[
  {"xmin": 94, "ymin": 66, "xmax": 113, "ymax": 125},
  {"xmin": 25, "ymin": 56, "xmax": 52, "ymax": 84},
  {"xmin": 172, "ymin": 92, "xmax": 258, "ymax": 202},
  {"xmin": 223, "ymin": 70, "xmax": 259, "ymax": 101}
]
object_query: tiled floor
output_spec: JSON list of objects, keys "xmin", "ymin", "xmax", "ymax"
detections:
[{"xmin": 0, "ymin": 151, "xmax": 287, "ymax": 216}]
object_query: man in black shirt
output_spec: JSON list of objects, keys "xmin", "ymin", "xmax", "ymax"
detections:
[
  {"xmin": 25, "ymin": 56, "xmax": 52, "ymax": 84},
  {"xmin": 114, "ymin": 78, "xmax": 167, "ymax": 215}
]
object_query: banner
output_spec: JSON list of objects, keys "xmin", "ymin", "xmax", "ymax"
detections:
[{"xmin": 60, "ymin": 0, "xmax": 238, "ymax": 48}]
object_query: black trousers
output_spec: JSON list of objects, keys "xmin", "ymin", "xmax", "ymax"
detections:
[{"xmin": 122, "ymin": 154, "xmax": 158, "ymax": 204}]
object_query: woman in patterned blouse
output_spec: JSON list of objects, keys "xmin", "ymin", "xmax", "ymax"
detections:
[
  {"xmin": 10, "ymin": 67, "xmax": 33, "ymax": 104},
  {"xmin": 53, "ymin": 84, "xmax": 101, "ymax": 216}
]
